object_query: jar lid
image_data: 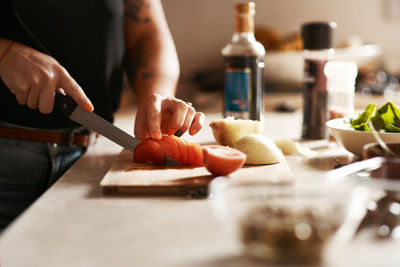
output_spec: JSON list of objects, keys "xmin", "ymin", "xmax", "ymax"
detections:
[
  {"xmin": 301, "ymin": 22, "xmax": 337, "ymax": 50},
  {"xmin": 324, "ymin": 61, "xmax": 358, "ymax": 79}
]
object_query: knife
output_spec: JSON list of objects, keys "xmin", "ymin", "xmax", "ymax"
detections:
[
  {"xmin": 54, "ymin": 93, "xmax": 180, "ymax": 165},
  {"xmin": 325, "ymin": 157, "xmax": 384, "ymax": 183},
  {"xmin": 54, "ymin": 92, "xmax": 140, "ymax": 151}
]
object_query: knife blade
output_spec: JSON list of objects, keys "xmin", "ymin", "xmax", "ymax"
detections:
[
  {"xmin": 54, "ymin": 93, "xmax": 180, "ymax": 165},
  {"xmin": 55, "ymin": 92, "xmax": 140, "ymax": 151}
]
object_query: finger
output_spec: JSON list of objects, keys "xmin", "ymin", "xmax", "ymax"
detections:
[
  {"xmin": 134, "ymin": 110, "xmax": 150, "ymax": 141},
  {"xmin": 146, "ymin": 97, "xmax": 162, "ymax": 140},
  {"xmin": 14, "ymin": 87, "xmax": 29, "ymax": 106},
  {"xmin": 161, "ymin": 98, "xmax": 188, "ymax": 135},
  {"xmin": 57, "ymin": 67, "xmax": 93, "ymax": 112},
  {"xmin": 160, "ymin": 111, "xmax": 172, "ymax": 134},
  {"xmin": 57, "ymin": 88, "xmax": 66, "ymax": 95},
  {"xmin": 26, "ymin": 86, "xmax": 41, "ymax": 109},
  {"xmin": 189, "ymin": 112, "xmax": 205, "ymax": 135},
  {"xmin": 176, "ymin": 106, "xmax": 195, "ymax": 136},
  {"xmin": 38, "ymin": 86, "xmax": 55, "ymax": 114}
]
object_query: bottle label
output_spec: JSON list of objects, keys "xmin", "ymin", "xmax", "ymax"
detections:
[{"xmin": 224, "ymin": 67, "xmax": 252, "ymax": 113}]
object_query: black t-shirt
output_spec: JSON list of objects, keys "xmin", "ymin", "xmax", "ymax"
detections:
[{"xmin": 0, "ymin": 0, "xmax": 125, "ymax": 129}]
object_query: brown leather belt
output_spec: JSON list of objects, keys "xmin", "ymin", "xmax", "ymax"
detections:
[{"xmin": 0, "ymin": 126, "xmax": 94, "ymax": 147}]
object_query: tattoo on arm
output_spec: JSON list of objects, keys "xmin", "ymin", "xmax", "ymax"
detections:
[
  {"xmin": 124, "ymin": 0, "xmax": 150, "ymax": 24},
  {"xmin": 126, "ymin": 44, "xmax": 154, "ymax": 84},
  {"xmin": 142, "ymin": 72, "xmax": 154, "ymax": 80},
  {"xmin": 124, "ymin": 0, "xmax": 155, "ymax": 83}
]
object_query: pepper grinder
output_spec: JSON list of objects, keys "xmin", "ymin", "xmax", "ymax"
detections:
[{"xmin": 301, "ymin": 22, "xmax": 336, "ymax": 140}]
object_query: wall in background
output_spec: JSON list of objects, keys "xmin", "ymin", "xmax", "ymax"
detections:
[{"xmin": 163, "ymin": 0, "xmax": 400, "ymax": 77}]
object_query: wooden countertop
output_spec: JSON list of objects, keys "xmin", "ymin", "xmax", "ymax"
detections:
[{"xmin": 0, "ymin": 92, "xmax": 399, "ymax": 267}]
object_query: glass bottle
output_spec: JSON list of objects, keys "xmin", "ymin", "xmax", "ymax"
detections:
[
  {"xmin": 221, "ymin": 2, "xmax": 265, "ymax": 121},
  {"xmin": 301, "ymin": 22, "xmax": 336, "ymax": 139}
]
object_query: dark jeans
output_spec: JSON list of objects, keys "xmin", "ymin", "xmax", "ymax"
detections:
[{"xmin": 0, "ymin": 137, "xmax": 85, "ymax": 232}]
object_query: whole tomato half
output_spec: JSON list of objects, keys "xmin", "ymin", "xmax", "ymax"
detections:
[{"xmin": 202, "ymin": 145, "xmax": 246, "ymax": 176}]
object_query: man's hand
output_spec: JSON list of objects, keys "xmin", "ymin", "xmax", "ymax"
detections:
[
  {"xmin": 134, "ymin": 93, "xmax": 205, "ymax": 140},
  {"xmin": 0, "ymin": 39, "xmax": 93, "ymax": 114}
]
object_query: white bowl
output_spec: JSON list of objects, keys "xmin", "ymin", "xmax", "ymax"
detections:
[
  {"xmin": 263, "ymin": 44, "xmax": 382, "ymax": 88},
  {"xmin": 326, "ymin": 118, "xmax": 400, "ymax": 156}
]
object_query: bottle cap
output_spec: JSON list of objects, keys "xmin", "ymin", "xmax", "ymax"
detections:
[
  {"xmin": 301, "ymin": 22, "xmax": 337, "ymax": 50},
  {"xmin": 234, "ymin": 2, "xmax": 255, "ymax": 33},
  {"xmin": 235, "ymin": 2, "xmax": 255, "ymax": 15}
]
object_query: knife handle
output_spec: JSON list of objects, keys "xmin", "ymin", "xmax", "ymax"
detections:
[{"xmin": 54, "ymin": 92, "xmax": 78, "ymax": 117}]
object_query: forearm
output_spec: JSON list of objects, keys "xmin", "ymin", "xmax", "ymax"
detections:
[
  {"xmin": 125, "ymin": 31, "xmax": 179, "ymax": 106},
  {"xmin": 124, "ymin": 0, "xmax": 179, "ymax": 107},
  {"xmin": 124, "ymin": 0, "xmax": 203, "ymax": 141}
]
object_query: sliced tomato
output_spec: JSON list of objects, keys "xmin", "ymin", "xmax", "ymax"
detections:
[
  {"xmin": 172, "ymin": 140, "xmax": 203, "ymax": 166},
  {"xmin": 202, "ymin": 145, "xmax": 246, "ymax": 176},
  {"xmin": 158, "ymin": 135, "xmax": 180, "ymax": 161},
  {"xmin": 134, "ymin": 139, "xmax": 166, "ymax": 165},
  {"xmin": 134, "ymin": 135, "xmax": 204, "ymax": 166},
  {"xmin": 186, "ymin": 141, "xmax": 194, "ymax": 165},
  {"xmin": 174, "ymin": 137, "xmax": 189, "ymax": 165},
  {"xmin": 190, "ymin": 142, "xmax": 203, "ymax": 166}
]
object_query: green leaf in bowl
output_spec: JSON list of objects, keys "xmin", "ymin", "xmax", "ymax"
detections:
[
  {"xmin": 350, "ymin": 103, "xmax": 376, "ymax": 131},
  {"xmin": 350, "ymin": 102, "xmax": 400, "ymax": 133},
  {"xmin": 377, "ymin": 102, "xmax": 400, "ymax": 133}
]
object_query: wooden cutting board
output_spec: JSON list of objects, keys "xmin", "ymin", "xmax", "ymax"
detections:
[{"xmin": 100, "ymin": 149, "xmax": 294, "ymax": 197}]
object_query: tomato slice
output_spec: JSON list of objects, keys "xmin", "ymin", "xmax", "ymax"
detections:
[
  {"xmin": 185, "ymin": 141, "xmax": 194, "ymax": 165},
  {"xmin": 134, "ymin": 139, "xmax": 166, "ymax": 165},
  {"xmin": 158, "ymin": 137, "xmax": 173, "ymax": 157},
  {"xmin": 158, "ymin": 135, "xmax": 180, "ymax": 161},
  {"xmin": 134, "ymin": 136, "xmax": 204, "ymax": 166},
  {"xmin": 174, "ymin": 137, "xmax": 189, "ymax": 165},
  {"xmin": 202, "ymin": 145, "xmax": 246, "ymax": 176},
  {"xmin": 191, "ymin": 142, "xmax": 203, "ymax": 166}
]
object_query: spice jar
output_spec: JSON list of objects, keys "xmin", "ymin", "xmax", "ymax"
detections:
[{"xmin": 324, "ymin": 61, "xmax": 358, "ymax": 120}]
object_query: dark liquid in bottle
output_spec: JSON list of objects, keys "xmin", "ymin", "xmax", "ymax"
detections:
[
  {"xmin": 302, "ymin": 58, "xmax": 328, "ymax": 139},
  {"xmin": 223, "ymin": 56, "xmax": 264, "ymax": 120}
]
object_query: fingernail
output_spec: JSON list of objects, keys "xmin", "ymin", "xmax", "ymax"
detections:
[
  {"xmin": 85, "ymin": 103, "xmax": 94, "ymax": 112},
  {"xmin": 189, "ymin": 129, "xmax": 197, "ymax": 135},
  {"xmin": 152, "ymin": 131, "xmax": 161, "ymax": 140},
  {"xmin": 167, "ymin": 128, "xmax": 176, "ymax": 135},
  {"xmin": 174, "ymin": 130, "xmax": 183, "ymax": 137}
]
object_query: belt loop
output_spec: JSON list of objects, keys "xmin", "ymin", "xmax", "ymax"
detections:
[{"xmin": 68, "ymin": 129, "xmax": 79, "ymax": 146}]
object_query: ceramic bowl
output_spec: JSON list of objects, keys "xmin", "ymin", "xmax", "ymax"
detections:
[
  {"xmin": 264, "ymin": 44, "xmax": 382, "ymax": 89},
  {"xmin": 326, "ymin": 118, "xmax": 400, "ymax": 156}
]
